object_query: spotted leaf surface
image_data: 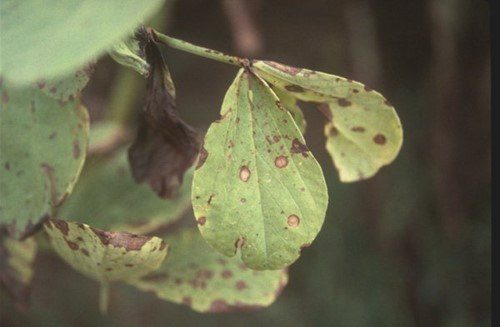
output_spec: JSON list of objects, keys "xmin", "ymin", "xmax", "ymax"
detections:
[
  {"xmin": 0, "ymin": 0, "xmax": 164, "ymax": 84},
  {"xmin": 0, "ymin": 229, "xmax": 37, "ymax": 308},
  {"xmin": 60, "ymin": 150, "xmax": 192, "ymax": 234},
  {"xmin": 0, "ymin": 83, "xmax": 89, "ymax": 239},
  {"xmin": 253, "ymin": 60, "xmax": 403, "ymax": 182},
  {"xmin": 44, "ymin": 219, "xmax": 167, "ymax": 283},
  {"xmin": 272, "ymin": 87, "xmax": 307, "ymax": 134},
  {"xmin": 192, "ymin": 69, "xmax": 328, "ymax": 270},
  {"xmin": 37, "ymin": 65, "xmax": 94, "ymax": 102},
  {"xmin": 130, "ymin": 228, "xmax": 288, "ymax": 312}
]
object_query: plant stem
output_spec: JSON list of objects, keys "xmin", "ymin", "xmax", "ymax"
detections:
[
  {"xmin": 153, "ymin": 31, "xmax": 243, "ymax": 67},
  {"xmin": 99, "ymin": 281, "xmax": 110, "ymax": 314}
]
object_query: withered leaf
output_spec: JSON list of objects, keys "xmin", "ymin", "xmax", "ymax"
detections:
[{"xmin": 128, "ymin": 30, "xmax": 200, "ymax": 199}]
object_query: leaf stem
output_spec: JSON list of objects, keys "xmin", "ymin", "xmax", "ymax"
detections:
[
  {"xmin": 153, "ymin": 30, "xmax": 243, "ymax": 67},
  {"xmin": 99, "ymin": 281, "xmax": 110, "ymax": 315}
]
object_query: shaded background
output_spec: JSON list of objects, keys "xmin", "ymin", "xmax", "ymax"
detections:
[{"xmin": 1, "ymin": 0, "xmax": 490, "ymax": 326}]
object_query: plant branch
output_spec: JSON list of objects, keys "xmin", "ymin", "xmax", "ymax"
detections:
[{"xmin": 152, "ymin": 30, "xmax": 243, "ymax": 67}]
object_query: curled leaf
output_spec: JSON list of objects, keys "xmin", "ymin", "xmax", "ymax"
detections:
[
  {"xmin": 0, "ymin": 81, "xmax": 89, "ymax": 239},
  {"xmin": 130, "ymin": 229, "xmax": 288, "ymax": 313},
  {"xmin": 129, "ymin": 30, "xmax": 200, "ymax": 199},
  {"xmin": 192, "ymin": 69, "xmax": 328, "ymax": 270},
  {"xmin": 252, "ymin": 60, "xmax": 403, "ymax": 182},
  {"xmin": 44, "ymin": 219, "xmax": 168, "ymax": 283},
  {"xmin": 109, "ymin": 28, "xmax": 150, "ymax": 77},
  {"xmin": 0, "ymin": 227, "xmax": 37, "ymax": 309}
]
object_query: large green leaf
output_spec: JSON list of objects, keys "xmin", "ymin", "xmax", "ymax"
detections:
[
  {"xmin": 0, "ymin": 0, "xmax": 164, "ymax": 84},
  {"xmin": 59, "ymin": 149, "xmax": 192, "ymax": 234},
  {"xmin": 44, "ymin": 219, "xmax": 168, "ymax": 283},
  {"xmin": 130, "ymin": 228, "xmax": 288, "ymax": 312},
  {"xmin": 252, "ymin": 60, "xmax": 403, "ymax": 182},
  {"xmin": 192, "ymin": 69, "xmax": 328, "ymax": 270},
  {"xmin": 0, "ymin": 84, "xmax": 89, "ymax": 239},
  {"xmin": 0, "ymin": 230, "xmax": 37, "ymax": 308}
]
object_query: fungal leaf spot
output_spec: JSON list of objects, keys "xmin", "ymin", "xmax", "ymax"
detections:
[
  {"xmin": 128, "ymin": 229, "xmax": 288, "ymax": 313},
  {"xmin": 191, "ymin": 69, "xmax": 328, "ymax": 270},
  {"xmin": 251, "ymin": 60, "xmax": 402, "ymax": 182},
  {"xmin": 44, "ymin": 219, "xmax": 168, "ymax": 283}
]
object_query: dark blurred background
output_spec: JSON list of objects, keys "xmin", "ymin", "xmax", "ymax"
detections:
[{"xmin": 1, "ymin": 0, "xmax": 490, "ymax": 326}]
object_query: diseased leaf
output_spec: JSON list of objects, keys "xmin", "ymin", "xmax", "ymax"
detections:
[
  {"xmin": 109, "ymin": 28, "xmax": 150, "ymax": 77},
  {"xmin": 129, "ymin": 30, "xmax": 200, "ymax": 199},
  {"xmin": 252, "ymin": 60, "xmax": 403, "ymax": 182},
  {"xmin": 0, "ymin": 82, "xmax": 89, "ymax": 239},
  {"xmin": 0, "ymin": 0, "xmax": 165, "ymax": 84},
  {"xmin": 59, "ymin": 150, "xmax": 192, "ymax": 234},
  {"xmin": 0, "ymin": 228, "xmax": 37, "ymax": 309},
  {"xmin": 130, "ymin": 228, "xmax": 288, "ymax": 312},
  {"xmin": 44, "ymin": 219, "xmax": 168, "ymax": 283},
  {"xmin": 192, "ymin": 69, "xmax": 328, "ymax": 270},
  {"xmin": 37, "ymin": 64, "xmax": 94, "ymax": 102},
  {"xmin": 271, "ymin": 87, "xmax": 307, "ymax": 134}
]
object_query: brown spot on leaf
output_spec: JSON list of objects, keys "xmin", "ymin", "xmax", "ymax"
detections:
[
  {"xmin": 274, "ymin": 156, "xmax": 288, "ymax": 168},
  {"xmin": 197, "ymin": 216, "xmax": 207, "ymax": 226},
  {"xmin": 65, "ymin": 239, "xmax": 79, "ymax": 250},
  {"xmin": 273, "ymin": 135, "xmax": 281, "ymax": 143},
  {"xmin": 284, "ymin": 85, "xmax": 305, "ymax": 92},
  {"xmin": 337, "ymin": 98, "xmax": 351, "ymax": 107},
  {"xmin": 80, "ymin": 248, "xmax": 90, "ymax": 256},
  {"xmin": 196, "ymin": 146, "xmax": 208, "ymax": 170},
  {"xmin": 4, "ymin": 162, "xmax": 10, "ymax": 171},
  {"xmin": 125, "ymin": 264, "xmax": 134, "ymax": 267},
  {"xmin": 159, "ymin": 242, "xmax": 167, "ymax": 251},
  {"xmin": 221, "ymin": 270, "xmax": 233, "ymax": 279},
  {"xmin": 239, "ymin": 166, "xmax": 251, "ymax": 182},
  {"xmin": 290, "ymin": 138, "xmax": 309, "ymax": 157},
  {"xmin": 264, "ymin": 61, "xmax": 302, "ymax": 76},
  {"xmin": 53, "ymin": 220, "xmax": 69, "ymax": 236},
  {"xmin": 235, "ymin": 236, "xmax": 245, "ymax": 250},
  {"xmin": 351, "ymin": 126, "xmax": 365, "ymax": 133},
  {"xmin": 182, "ymin": 297, "xmax": 192, "ymax": 306},
  {"xmin": 141, "ymin": 273, "xmax": 169, "ymax": 281},
  {"xmin": 49, "ymin": 87, "xmax": 57, "ymax": 94},
  {"xmin": 235, "ymin": 280, "xmax": 247, "ymax": 290},
  {"xmin": 329, "ymin": 126, "xmax": 339, "ymax": 137},
  {"xmin": 49, "ymin": 132, "xmax": 57, "ymax": 140},
  {"xmin": 373, "ymin": 134, "xmax": 387, "ymax": 145},
  {"xmin": 287, "ymin": 215, "xmax": 300, "ymax": 227},
  {"xmin": 364, "ymin": 85, "xmax": 373, "ymax": 92}
]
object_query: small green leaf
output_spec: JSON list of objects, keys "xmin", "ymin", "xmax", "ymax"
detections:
[
  {"xmin": 59, "ymin": 149, "xmax": 192, "ymax": 234},
  {"xmin": 130, "ymin": 228, "xmax": 288, "ymax": 312},
  {"xmin": 253, "ymin": 60, "xmax": 403, "ymax": 182},
  {"xmin": 271, "ymin": 87, "xmax": 307, "ymax": 134},
  {"xmin": 44, "ymin": 219, "xmax": 168, "ymax": 283},
  {"xmin": 0, "ymin": 83, "xmax": 89, "ymax": 239},
  {"xmin": 0, "ymin": 0, "xmax": 165, "ymax": 84},
  {"xmin": 109, "ymin": 28, "xmax": 150, "ymax": 77},
  {"xmin": 0, "ymin": 230, "xmax": 37, "ymax": 308},
  {"xmin": 192, "ymin": 69, "xmax": 328, "ymax": 270}
]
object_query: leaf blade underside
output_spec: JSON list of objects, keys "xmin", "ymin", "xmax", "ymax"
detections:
[
  {"xmin": 253, "ymin": 60, "xmax": 403, "ymax": 182},
  {"xmin": 130, "ymin": 228, "xmax": 288, "ymax": 313}
]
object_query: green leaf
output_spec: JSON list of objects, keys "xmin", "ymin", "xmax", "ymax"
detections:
[
  {"xmin": 37, "ymin": 65, "xmax": 94, "ymax": 102},
  {"xmin": 0, "ymin": 230, "xmax": 37, "ymax": 308},
  {"xmin": 192, "ymin": 69, "xmax": 328, "ymax": 270},
  {"xmin": 0, "ymin": 0, "xmax": 164, "ymax": 84},
  {"xmin": 252, "ymin": 60, "xmax": 403, "ymax": 182},
  {"xmin": 59, "ymin": 149, "xmax": 192, "ymax": 234},
  {"xmin": 44, "ymin": 219, "xmax": 168, "ymax": 283},
  {"xmin": 271, "ymin": 87, "xmax": 307, "ymax": 134},
  {"xmin": 109, "ymin": 30, "xmax": 150, "ymax": 77},
  {"xmin": 87, "ymin": 121, "xmax": 128, "ymax": 156},
  {"xmin": 130, "ymin": 228, "xmax": 288, "ymax": 312},
  {"xmin": 0, "ymin": 83, "xmax": 89, "ymax": 239}
]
